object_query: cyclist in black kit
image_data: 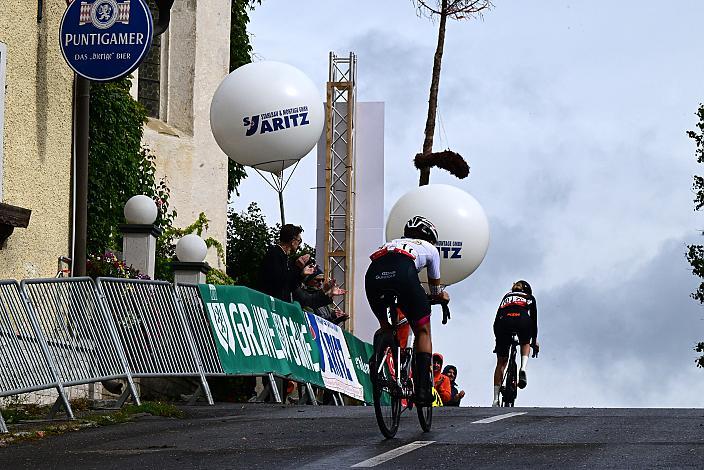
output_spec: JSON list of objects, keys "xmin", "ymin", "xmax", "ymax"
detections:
[
  {"xmin": 365, "ymin": 216, "xmax": 450, "ymax": 406},
  {"xmin": 492, "ymin": 280, "xmax": 539, "ymax": 407}
]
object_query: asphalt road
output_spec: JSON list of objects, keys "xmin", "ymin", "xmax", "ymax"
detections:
[{"xmin": 1, "ymin": 404, "xmax": 703, "ymax": 469}]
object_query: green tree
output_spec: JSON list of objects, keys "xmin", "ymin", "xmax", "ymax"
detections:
[
  {"xmin": 88, "ymin": 78, "xmax": 174, "ymax": 256},
  {"xmin": 686, "ymin": 103, "xmax": 704, "ymax": 368},
  {"xmin": 227, "ymin": 0, "xmax": 263, "ymax": 198},
  {"xmin": 226, "ymin": 203, "xmax": 276, "ymax": 287}
]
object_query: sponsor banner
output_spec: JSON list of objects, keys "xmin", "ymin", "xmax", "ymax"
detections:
[
  {"xmin": 60, "ymin": 0, "xmax": 154, "ymax": 81},
  {"xmin": 306, "ymin": 313, "xmax": 364, "ymax": 402},
  {"xmin": 198, "ymin": 284, "xmax": 324, "ymax": 388},
  {"xmin": 342, "ymin": 330, "xmax": 374, "ymax": 404}
]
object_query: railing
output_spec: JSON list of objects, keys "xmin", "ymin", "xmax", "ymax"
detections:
[{"xmin": 0, "ymin": 277, "xmax": 366, "ymax": 433}]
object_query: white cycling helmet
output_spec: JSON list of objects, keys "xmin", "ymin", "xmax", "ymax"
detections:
[{"xmin": 403, "ymin": 215, "xmax": 439, "ymax": 245}]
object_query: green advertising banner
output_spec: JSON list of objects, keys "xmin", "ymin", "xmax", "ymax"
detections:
[
  {"xmin": 343, "ymin": 330, "xmax": 375, "ymax": 404},
  {"xmin": 197, "ymin": 284, "xmax": 324, "ymax": 388}
]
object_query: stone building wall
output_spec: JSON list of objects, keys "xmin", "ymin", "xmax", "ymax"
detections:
[{"xmin": 0, "ymin": 1, "xmax": 73, "ymax": 280}]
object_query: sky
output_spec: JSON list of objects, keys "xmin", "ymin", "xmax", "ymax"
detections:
[{"xmin": 229, "ymin": 0, "xmax": 704, "ymax": 407}]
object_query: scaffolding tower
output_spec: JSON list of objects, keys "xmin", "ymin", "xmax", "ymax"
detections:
[{"xmin": 323, "ymin": 52, "xmax": 357, "ymax": 331}]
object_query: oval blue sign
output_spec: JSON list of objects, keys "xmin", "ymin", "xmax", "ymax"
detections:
[{"xmin": 59, "ymin": 0, "xmax": 153, "ymax": 82}]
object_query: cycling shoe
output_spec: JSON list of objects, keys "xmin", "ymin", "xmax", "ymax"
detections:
[{"xmin": 518, "ymin": 370, "xmax": 527, "ymax": 389}]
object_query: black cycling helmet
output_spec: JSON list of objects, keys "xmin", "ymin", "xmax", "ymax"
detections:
[
  {"xmin": 403, "ymin": 215, "xmax": 438, "ymax": 245},
  {"xmin": 512, "ymin": 280, "xmax": 532, "ymax": 295}
]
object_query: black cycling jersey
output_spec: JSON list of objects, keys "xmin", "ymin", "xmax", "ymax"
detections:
[
  {"xmin": 365, "ymin": 251, "xmax": 431, "ymax": 328},
  {"xmin": 493, "ymin": 291, "xmax": 538, "ymax": 357}
]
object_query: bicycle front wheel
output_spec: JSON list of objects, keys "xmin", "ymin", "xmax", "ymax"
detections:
[
  {"xmin": 371, "ymin": 344, "xmax": 401, "ymax": 438},
  {"xmin": 417, "ymin": 402, "xmax": 432, "ymax": 431}
]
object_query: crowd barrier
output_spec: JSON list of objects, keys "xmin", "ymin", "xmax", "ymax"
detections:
[{"xmin": 0, "ymin": 278, "xmax": 374, "ymax": 433}]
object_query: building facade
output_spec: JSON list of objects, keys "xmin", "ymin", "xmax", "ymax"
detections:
[
  {"xmin": 0, "ymin": 1, "xmax": 74, "ymax": 280},
  {"xmin": 135, "ymin": 0, "xmax": 231, "ymax": 271}
]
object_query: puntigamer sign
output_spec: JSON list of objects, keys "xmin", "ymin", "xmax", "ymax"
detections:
[{"xmin": 60, "ymin": 0, "xmax": 153, "ymax": 81}]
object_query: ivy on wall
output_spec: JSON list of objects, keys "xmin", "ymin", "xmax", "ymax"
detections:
[{"xmin": 87, "ymin": 78, "xmax": 174, "ymax": 257}]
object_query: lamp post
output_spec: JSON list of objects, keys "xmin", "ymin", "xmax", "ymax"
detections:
[{"xmin": 120, "ymin": 195, "xmax": 161, "ymax": 279}]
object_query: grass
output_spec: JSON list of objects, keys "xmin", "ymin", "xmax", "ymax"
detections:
[{"xmin": 0, "ymin": 400, "xmax": 184, "ymax": 446}]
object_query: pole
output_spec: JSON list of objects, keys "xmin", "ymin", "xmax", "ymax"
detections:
[
  {"xmin": 278, "ymin": 190, "xmax": 286, "ymax": 226},
  {"xmin": 73, "ymin": 76, "xmax": 90, "ymax": 276}
]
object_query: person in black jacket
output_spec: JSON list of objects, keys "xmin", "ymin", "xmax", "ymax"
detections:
[
  {"xmin": 294, "ymin": 266, "xmax": 348, "ymax": 325},
  {"xmin": 442, "ymin": 364, "xmax": 465, "ymax": 406},
  {"xmin": 492, "ymin": 280, "xmax": 540, "ymax": 407},
  {"xmin": 257, "ymin": 224, "xmax": 314, "ymax": 302}
]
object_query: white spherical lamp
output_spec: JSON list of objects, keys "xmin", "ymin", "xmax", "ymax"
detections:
[
  {"xmin": 210, "ymin": 61, "xmax": 324, "ymax": 173},
  {"xmin": 124, "ymin": 195, "xmax": 158, "ymax": 225},
  {"xmin": 386, "ymin": 184, "xmax": 490, "ymax": 286},
  {"xmin": 176, "ymin": 234, "xmax": 208, "ymax": 263}
]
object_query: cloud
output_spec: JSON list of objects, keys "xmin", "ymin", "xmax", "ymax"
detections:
[
  {"xmin": 244, "ymin": 0, "xmax": 704, "ymax": 407},
  {"xmin": 435, "ymin": 236, "xmax": 704, "ymax": 407}
]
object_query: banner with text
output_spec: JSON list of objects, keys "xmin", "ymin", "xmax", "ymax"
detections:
[
  {"xmin": 342, "ymin": 330, "xmax": 375, "ymax": 404},
  {"xmin": 198, "ymin": 284, "xmax": 324, "ymax": 388},
  {"xmin": 306, "ymin": 313, "xmax": 365, "ymax": 402}
]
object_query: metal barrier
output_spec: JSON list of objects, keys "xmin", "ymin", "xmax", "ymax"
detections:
[
  {"xmin": 21, "ymin": 278, "xmax": 140, "ymax": 410},
  {"xmin": 176, "ymin": 284, "xmax": 224, "ymax": 376},
  {"xmin": 96, "ymin": 278, "xmax": 213, "ymax": 405},
  {"xmin": 0, "ymin": 280, "xmax": 70, "ymax": 432}
]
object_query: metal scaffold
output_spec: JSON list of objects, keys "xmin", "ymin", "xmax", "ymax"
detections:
[{"xmin": 323, "ymin": 52, "xmax": 357, "ymax": 331}]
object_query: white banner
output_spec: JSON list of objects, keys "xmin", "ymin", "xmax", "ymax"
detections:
[{"xmin": 306, "ymin": 313, "xmax": 364, "ymax": 401}]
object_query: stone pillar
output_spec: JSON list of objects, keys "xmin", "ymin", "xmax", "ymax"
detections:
[
  {"xmin": 172, "ymin": 261, "xmax": 210, "ymax": 285},
  {"xmin": 119, "ymin": 224, "xmax": 162, "ymax": 279}
]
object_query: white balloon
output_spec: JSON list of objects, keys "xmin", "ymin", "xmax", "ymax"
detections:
[
  {"xmin": 210, "ymin": 61, "xmax": 324, "ymax": 173},
  {"xmin": 123, "ymin": 195, "xmax": 158, "ymax": 225},
  {"xmin": 385, "ymin": 184, "xmax": 490, "ymax": 286},
  {"xmin": 176, "ymin": 234, "xmax": 208, "ymax": 263}
]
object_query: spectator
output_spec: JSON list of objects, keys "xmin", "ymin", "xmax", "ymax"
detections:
[
  {"xmin": 294, "ymin": 266, "xmax": 349, "ymax": 325},
  {"xmin": 442, "ymin": 364, "xmax": 465, "ymax": 407},
  {"xmin": 432, "ymin": 353, "xmax": 451, "ymax": 405},
  {"xmin": 255, "ymin": 224, "xmax": 314, "ymax": 403},
  {"xmin": 257, "ymin": 224, "xmax": 314, "ymax": 302}
]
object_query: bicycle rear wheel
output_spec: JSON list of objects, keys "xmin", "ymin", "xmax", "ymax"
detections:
[
  {"xmin": 501, "ymin": 361, "xmax": 517, "ymax": 407},
  {"xmin": 371, "ymin": 343, "xmax": 401, "ymax": 438}
]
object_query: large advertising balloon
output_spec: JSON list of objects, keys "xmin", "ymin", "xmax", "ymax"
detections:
[
  {"xmin": 210, "ymin": 61, "xmax": 324, "ymax": 173},
  {"xmin": 386, "ymin": 184, "xmax": 490, "ymax": 286}
]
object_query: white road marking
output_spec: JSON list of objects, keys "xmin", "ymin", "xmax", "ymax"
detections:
[
  {"xmin": 472, "ymin": 412, "xmax": 527, "ymax": 424},
  {"xmin": 351, "ymin": 441, "xmax": 435, "ymax": 468}
]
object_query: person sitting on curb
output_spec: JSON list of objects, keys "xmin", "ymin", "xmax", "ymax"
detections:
[
  {"xmin": 432, "ymin": 353, "xmax": 452, "ymax": 406},
  {"xmin": 442, "ymin": 364, "xmax": 465, "ymax": 406}
]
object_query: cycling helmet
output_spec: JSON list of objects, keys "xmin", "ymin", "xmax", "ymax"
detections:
[
  {"xmin": 403, "ymin": 215, "xmax": 438, "ymax": 245},
  {"xmin": 512, "ymin": 280, "xmax": 532, "ymax": 295}
]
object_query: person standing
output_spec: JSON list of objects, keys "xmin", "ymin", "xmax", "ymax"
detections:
[
  {"xmin": 256, "ymin": 224, "xmax": 314, "ymax": 403},
  {"xmin": 257, "ymin": 224, "xmax": 314, "ymax": 302}
]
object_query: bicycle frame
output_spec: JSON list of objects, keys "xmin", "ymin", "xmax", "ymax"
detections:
[{"xmin": 375, "ymin": 302, "xmax": 414, "ymax": 402}]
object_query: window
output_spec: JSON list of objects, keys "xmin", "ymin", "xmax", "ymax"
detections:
[
  {"xmin": 0, "ymin": 42, "xmax": 6, "ymax": 201},
  {"xmin": 138, "ymin": 1, "xmax": 161, "ymax": 118}
]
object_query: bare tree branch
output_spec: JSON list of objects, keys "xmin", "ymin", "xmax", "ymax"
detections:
[{"xmin": 413, "ymin": 0, "xmax": 492, "ymax": 20}]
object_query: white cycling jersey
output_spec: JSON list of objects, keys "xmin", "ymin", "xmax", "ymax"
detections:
[{"xmin": 378, "ymin": 238, "xmax": 442, "ymax": 280}]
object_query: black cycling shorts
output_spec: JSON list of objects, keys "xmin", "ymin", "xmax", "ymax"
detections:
[
  {"xmin": 493, "ymin": 313, "xmax": 532, "ymax": 358},
  {"xmin": 365, "ymin": 252, "xmax": 430, "ymax": 328}
]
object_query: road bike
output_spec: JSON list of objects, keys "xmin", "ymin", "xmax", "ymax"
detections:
[
  {"xmin": 499, "ymin": 332, "xmax": 519, "ymax": 407},
  {"xmin": 369, "ymin": 294, "xmax": 450, "ymax": 438},
  {"xmin": 499, "ymin": 333, "xmax": 538, "ymax": 407}
]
